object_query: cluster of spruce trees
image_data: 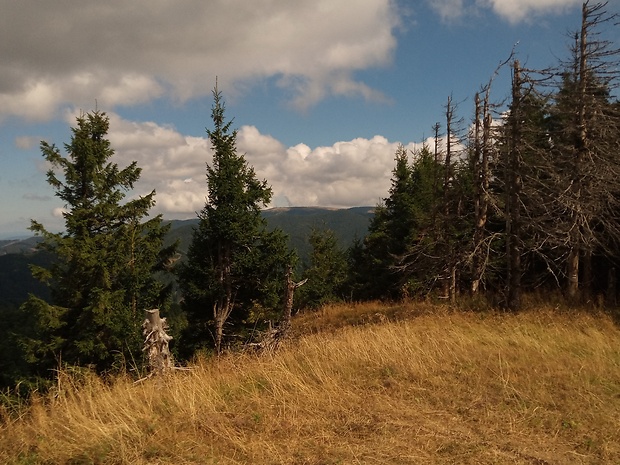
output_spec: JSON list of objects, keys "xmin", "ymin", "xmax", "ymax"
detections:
[
  {"xmin": 351, "ymin": 1, "xmax": 620, "ymax": 310},
  {"xmin": 1, "ymin": 84, "xmax": 354, "ymax": 393},
  {"xmin": 1, "ymin": 87, "xmax": 297, "ymax": 392},
  {"xmin": 2, "ymin": 1, "xmax": 618, "ymax": 395}
]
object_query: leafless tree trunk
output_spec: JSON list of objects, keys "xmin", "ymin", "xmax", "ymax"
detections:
[
  {"xmin": 470, "ymin": 50, "xmax": 514, "ymax": 297},
  {"xmin": 251, "ymin": 266, "xmax": 306, "ymax": 353},
  {"xmin": 280, "ymin": 266, "xmax": 307, "ymax": 334},
  {"xmin": 213, "ymin": 300, "xmax": 233, "ymax": 355},
  {"xmin": 505, "ymin": 60, "xmax": 523, "ymax": 311},
  {"xmin": 564, "ymin": 6, "xmax": 590, "ymax": 301},
  {"xmin": 142, "ymin": 308, "xmax": 173, "ymax": 375},
  {"xmin": 471, "ymin": 91, "xmax": 494, "ymax": 295},
  {"xmin": 471, "ymin": 92, "xmax": 483, "ymax": 295},
  {"xmin": 214, "ymin": 245, "xmax": 235, "ymax": 355},
  {"xmin": 441, "ymin": 96, "xmax": 461, "ymax": 303},
  {"xmin": 432, "ymin": 121, "xmax": 442, "ymax": 230}
]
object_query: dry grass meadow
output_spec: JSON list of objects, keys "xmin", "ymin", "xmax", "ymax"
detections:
[{"xmin": 1, "ymin": 301, "xmax": 619, "ymax": 464}]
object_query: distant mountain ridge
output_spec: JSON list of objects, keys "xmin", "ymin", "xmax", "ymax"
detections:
[
  {"xmin": 0, "ymin": 237, "xmax": 43, "ymax": 256},
  {"xmin": 0, "ymin": 207, "xmax": 374, "ymax": 309},
  {"xmin": 159, "ymin": 206, "xmax": 374, "ymax": 263},
  {"xmin": 1, "ymin": 207, "xmax": 374, "ymax": 257},
  {"xmin": 262, "ymin": 206, "xmax": 374, "ymax": 264}
]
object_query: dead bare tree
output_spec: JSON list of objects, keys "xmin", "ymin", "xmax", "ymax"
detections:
[
  {"xmin": 522, "ymin": 1, "xmax": 620, "ymax": 303},
  {"xmin": 561, "ymin": 1, "xmax": 620, "ymax": 301},
  {"xmin": 504, "ymin": 60, "xmax": 524, "ymax": 311},
  {"xmin": 470, "ymin": 49, "xmax": 515, "ymax": 296},
  {"xmin": 142, "ymin": 308, "xmax": 173, "ymax": 375},
  {"xmin": 250, "ymin": 266, "xmax": 307, "ymax": 353},
  {"xmin": 438, "ymin": 95, "xmax": 466, "ymax": 303}
]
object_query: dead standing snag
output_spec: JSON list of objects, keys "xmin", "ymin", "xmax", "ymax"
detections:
[{"xmin": 142, "ymin": 308, "xmax": 173, "ymax": 375}]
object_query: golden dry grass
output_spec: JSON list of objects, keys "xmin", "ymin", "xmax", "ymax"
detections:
[{"xmin": 1, "ymin": 302, "xmax": 619, "ymax": 464}]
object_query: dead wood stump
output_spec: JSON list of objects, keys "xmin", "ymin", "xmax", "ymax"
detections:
[{"xmin": 142, "ymin": 308, "xmax": 173, "ymax": 375}]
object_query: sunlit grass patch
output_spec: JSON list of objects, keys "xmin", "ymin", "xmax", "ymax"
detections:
[{"xmin": 1, "ymin": 304, "xmax": 619, "ymax": 464}]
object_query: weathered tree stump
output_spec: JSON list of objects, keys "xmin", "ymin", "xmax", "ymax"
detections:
[{"xmin": 142, "ymin": 308, "xmax": 173, "ymax": 375}]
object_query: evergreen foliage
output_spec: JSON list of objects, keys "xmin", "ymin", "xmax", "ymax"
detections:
[
  {"xmin": 18, "ymin": 111, "xmax": 175, "ymax": 377},
  {"xmin": 351, "ymin": 145, "xmax": 417, "ymax": 300},
  {"xmin": 299, "ymin": 228, "xmax": 348, "ymax": 308},
  {"xmin": 178, "ymin": 86, "xmax": 295, "ymax": 356},
  {"xmin": 350, "ymin": 145, "xmax": 447, "ymax": 300},
  {"xmin": 4, "ymin": 0, "xmax": 620, "ymax": 396},
  {"xmin": 347, "ymin": 2, "xmax": 620, "ymax": 306}
]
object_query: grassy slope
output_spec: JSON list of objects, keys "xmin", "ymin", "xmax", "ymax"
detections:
[{"xmin": 1, "ymin": 302, "xmax": 619, "ymax": 464}]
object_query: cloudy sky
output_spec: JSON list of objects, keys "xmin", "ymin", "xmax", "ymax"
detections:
[{"xmin": 1, "ymin": 0, "xmax": 616, "ymax": 238}]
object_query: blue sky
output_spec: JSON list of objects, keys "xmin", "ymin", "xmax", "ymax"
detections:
[{"xmin": 1, "ymin": 0, "xmax": 617, "ymax": 238}]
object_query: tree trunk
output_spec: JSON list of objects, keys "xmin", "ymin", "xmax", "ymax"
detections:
[
  {"xmin": 214, "ymin": 300, "xmax": 232, "ymax": 356},
  {"xmin": 281, "ymin": 266, "xmax": 307, "ymax": 333},
  {"xmin": 506, "ymin": 61, "xmax": 522, "ymax": 311},
  {"xmin": 214, "ymin": 245, "xmax": 234, "ymax": 355},
  {"xmin": 471, "ymin": 92, "xmax": 483, "ymax": 295},
  {"xmin": 565, "ymin": 3, "xmax": 590, "ymax": 305},
  {"xmin": 214, "ymin": 310, "xmax": 224, "ymax": 355},
  {"xmin": 442, "ymin": 96, "xmax": 455, "ymax": 301},
  {"xmin": 142, "ymin": 308, "xmax": 173, "ymax": 375},
  {"xmin": 449, "ymin": 265, "xmax": 457, "ymax": 304},
  {"xmin": 252, "ymin": 266, "xmax": 306, "ymax": 353},
  {"xmin": 566, "ymin": 246, "xmax": 580, "ymax": 301},
  {"xmin": 471, "ymin": 92, "xmax": 492, "ymax": 295},
  {"xmin": 275, "ymin": 267, "xmax": 307, "ymax": 342}
]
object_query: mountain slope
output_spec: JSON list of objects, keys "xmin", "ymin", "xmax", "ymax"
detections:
[
  {"xmin": 0, "ymin": 207, "xmax": 374, "ymax": 308},
  {"xmin": 164, "ymin": 206, "xmax": 373, "ymax": 261}
]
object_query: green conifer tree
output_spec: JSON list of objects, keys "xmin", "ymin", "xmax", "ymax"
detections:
[
  {"xmin": 300, "ymin": 227, "xmax": 348, "ymax": 308},
  {"xmin": 20, "ymin": 111, "xmax": 175, "ymax": 376},
  {"xmin": 351, "ymin": 145, "xmax": 442, "ymax": 300},
  {"xmin": 178, "ymin": 86, "xmax": 294, "ymax": 355},
  {"xmin": 353, "ymin": 145, "xmax": 414, "ymax": 299}
]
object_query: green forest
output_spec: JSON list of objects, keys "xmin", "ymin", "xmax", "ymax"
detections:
[{"xmin": 2, "ymin": 1, "xmax": 620, "ymax": 396}]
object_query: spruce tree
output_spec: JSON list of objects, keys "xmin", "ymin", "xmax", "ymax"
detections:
[
  {"xmin": 178, "ymin": 86, "xmax": 294, "ymax": 355},
  {"xmin": 396, "ymin": 144, "xmax": 453, "ymax": 297},
  {"xmin": 352, "ymin": 145, "xmax": 444, "ymax": 300},
  {"xmin": 300, "ymin": 227, "xmax": 348, "ymax": 308},
  {"xmin": 20, "ymin": 111, "xmax": 175, "ymax": 376},
  {"xmin": 355, "ymin": 145, "xmax": 416, "ymax": 299}
]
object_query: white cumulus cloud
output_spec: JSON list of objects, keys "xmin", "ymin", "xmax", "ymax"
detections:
[
  {"xmin": 482, "ymin": 0, "xmax": 583, "ymax": 23},
  {"xmin": 428, "ymin": 0, "xmax": 582, "ymax": 23},
  {"xmin": 102, "ymin": 114, "xmax": 424, "ymax": 218}
]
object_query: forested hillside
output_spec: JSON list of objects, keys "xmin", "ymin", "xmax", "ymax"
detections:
[
  {"xmin": 162, "ymin": 206, "xmax": 373, "ymax": 264},
  {"xmin": 0, "ymin": 207, "xmax": 371, "ymax": 310},
  {"xmin": 2, "ymin": 1, "xmax": 620, "ymax": 401},
  {"xmin": 0, "ymin": 237, "xmax": 42, "ymax": 255}
]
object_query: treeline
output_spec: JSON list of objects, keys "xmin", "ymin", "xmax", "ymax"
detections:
[
  {"xmin": 2, "ymin": 1, "xmax": 619, "ymax": 395},
  {"xmin": 0, "ymin": 86, "xmax": 346, "ymax": 393},
  {"xmin": 351, "ymin": 1, "xmax": 620, "ymax": 309}
]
